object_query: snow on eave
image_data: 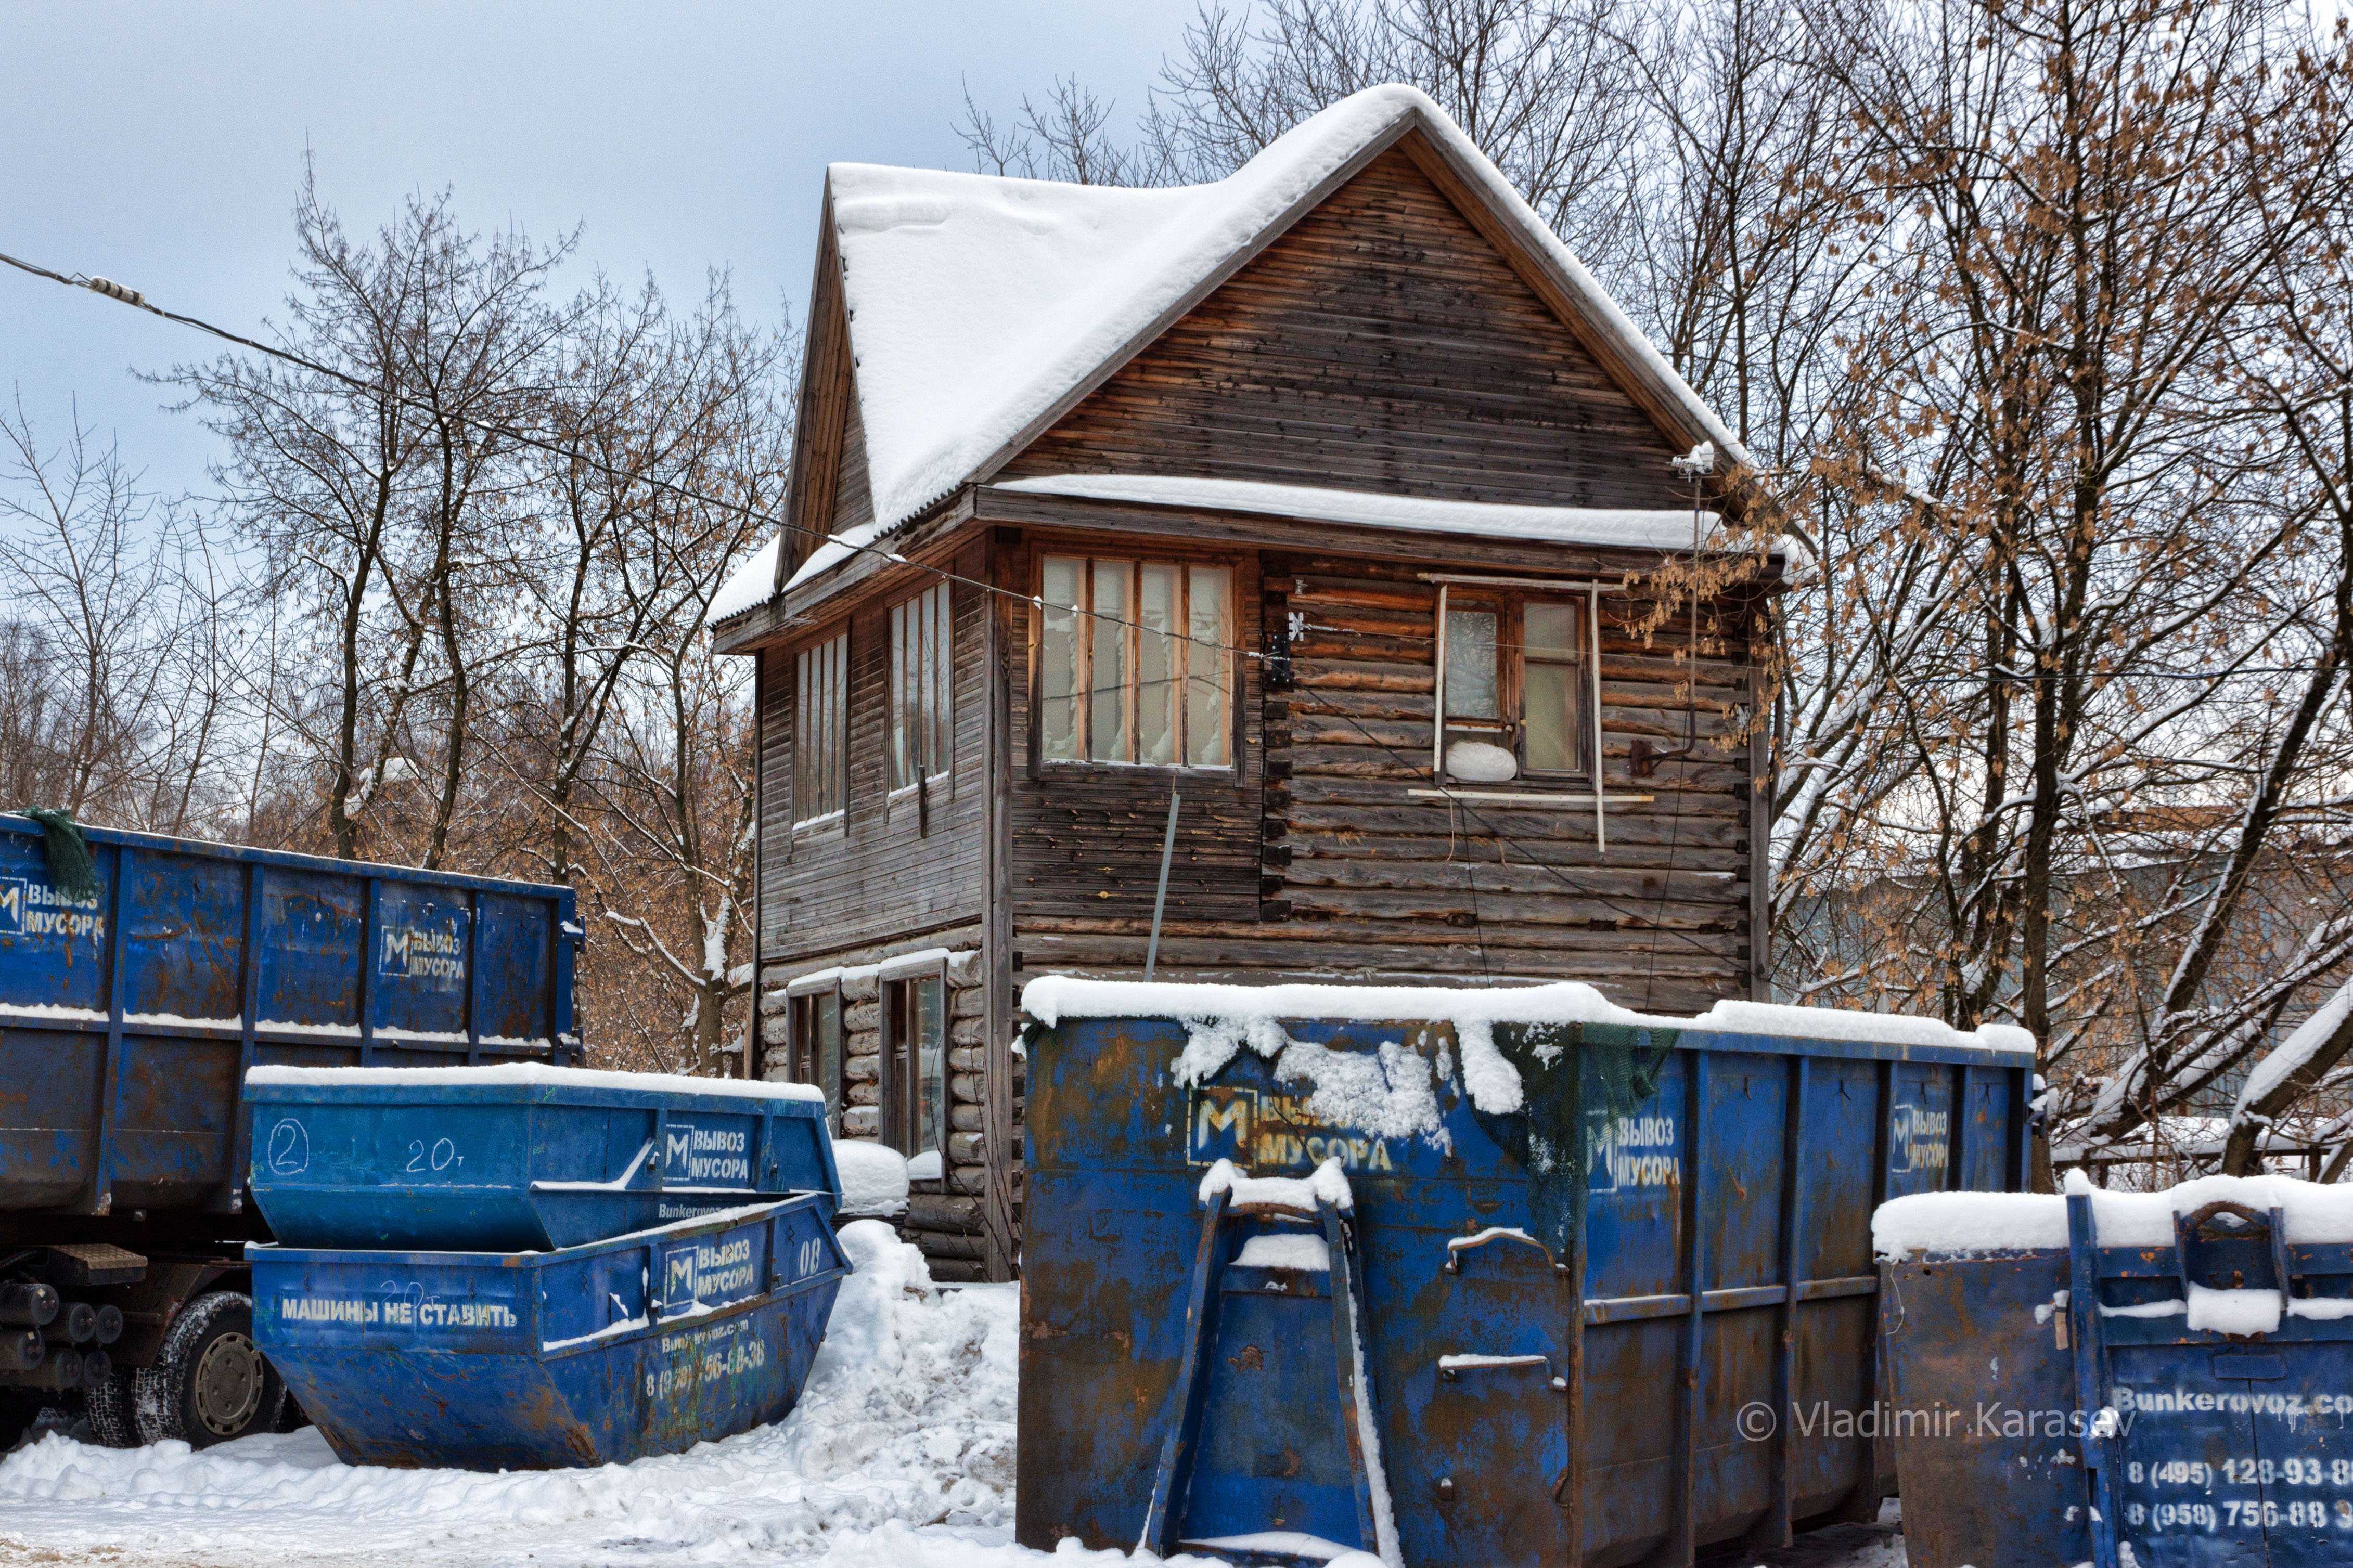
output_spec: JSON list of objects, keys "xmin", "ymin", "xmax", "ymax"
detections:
[
  {"xmin": 992, "ymin": 474, "xmax": 1779, "ymax": 558},
  {"xmin": 745, "ymin": 85, "xmax": 1755, "ymax": 617}
]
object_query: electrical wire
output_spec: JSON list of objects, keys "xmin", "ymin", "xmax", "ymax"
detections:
[{"xmin": 3, "ymin": 245, "xmax": 1741, "ymax": 973}]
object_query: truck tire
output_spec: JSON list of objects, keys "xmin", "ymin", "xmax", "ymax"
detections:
[
  {"xmin": 84, "ymin": 1372, "xmax": 142, "ymax": 1448},
  {"xmin": 133, "ymin": 1291, "xmax": 285, "ymax": 1449}
]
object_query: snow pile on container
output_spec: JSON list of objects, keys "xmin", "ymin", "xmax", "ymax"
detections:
[
  {"xmin": 1024, "ymin": 974, "xmax": 2033, "ymax": 1126},
  {"xmin": 1874, "ymin": 1170, "xmax": 2353, "ymax": 1260},
  {"xmin": 834, "ymin": 1139, "xmax": 912, "ymax": 1217}
]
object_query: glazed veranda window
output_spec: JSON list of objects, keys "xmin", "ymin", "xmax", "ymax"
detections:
[{"xmin": 1037, "ymin": 555, "xmax": 1232, "ymax": 768}]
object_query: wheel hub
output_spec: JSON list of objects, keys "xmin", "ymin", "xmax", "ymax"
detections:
[{"xmin": 193, "ymin": 1331, "xmax": 265, "ymax": 1436}]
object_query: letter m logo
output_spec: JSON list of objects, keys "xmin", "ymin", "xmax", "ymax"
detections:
[
  {"xmin": 1189, "ymin": 1088, "xmax": 1255, "ymax": 1167},
  {"xmin": 0, "ymin": 879, "xmax": 19, "ymax": 936},
  {"xmin": 378, "ymin": 926, "xmax": 411, "ymax": 978}
]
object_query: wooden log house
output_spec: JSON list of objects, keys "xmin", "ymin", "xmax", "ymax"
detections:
[{"xmin": 711, "ymin": 85, "xmax": 1779, "ymax": 1281}]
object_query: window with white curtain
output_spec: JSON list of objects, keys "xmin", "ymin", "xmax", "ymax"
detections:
[
  {"xmin": 890, "ymin": 583, "xmax": 953, "ymax": 789},
  {"xmin": 793, "ymin": 630, "xmax": 846, "ymax": 826},
  {"xmin": 1037, "ymin": 555, "xmax": 1232, "ymax": 768}
]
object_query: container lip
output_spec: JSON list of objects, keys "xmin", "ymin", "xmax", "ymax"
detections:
[
  {"xmin": 244, "ymin": 1193, "xmax": 831, "ymax": 1266},
  {"xmin": 0, "ymin": 810, "xmax": 575, "ymax": 902},
  {"xmin": 243, "ymin": 1062, "xmax": 827, "ymax": 1107}
]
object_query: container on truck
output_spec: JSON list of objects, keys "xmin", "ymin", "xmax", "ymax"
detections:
[{"xmin": 0, "ymin": 813, "xmax": 581, "ymax": 1448}]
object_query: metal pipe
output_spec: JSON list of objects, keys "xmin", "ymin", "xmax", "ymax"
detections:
[
  {"xmin": 1144, "ymin": 788, "xmax": 1181, "ymax": 980},
  {"xmin": 1589, "ymin": 586, "xmax": 1606, "ymax": 854},
  {"xmin": 0, "ymin": 1282, "xmax": 58, "ymax": 1329}
]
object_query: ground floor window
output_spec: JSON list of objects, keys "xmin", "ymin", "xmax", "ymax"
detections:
[
  {"xmin": 882, "ymin": 972, "xmax": 947, "ymax": 1175},
  {"xmin": 788, "ymin": 986, "xmax": 843, "ymax": 1130}
]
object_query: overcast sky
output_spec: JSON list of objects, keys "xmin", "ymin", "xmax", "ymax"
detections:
[{"xmin": 2, "ymin": 3, "xmax": 1189, "ymax": 502}]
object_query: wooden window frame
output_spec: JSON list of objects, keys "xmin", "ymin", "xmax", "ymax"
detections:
[
  {"xmin": 783, "ymin": 977, "xmax": 844, "ymax": 1134},
  {"xmin": 1029, "ymin": 550, "xmax": 1239, "ymax": 775},
  {"xmin": 879, "ymin": 961, "xmax": 949, "ymax": 1172},
  {"xmin": 792, "ymin": 628, "xmax": 848, "ymax": 834},
  {"xmin": 889, "ymin": 581, "xmax": 954, "ymax": 797},
  {"xmin": 1433, "ymin": 583, "xmax": 1602, "ymax": 787}
]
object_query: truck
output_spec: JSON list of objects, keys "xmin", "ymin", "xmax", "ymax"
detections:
[{"xmin": 0, "ymin": 813, "xmax": 581, "ymax": 1450}]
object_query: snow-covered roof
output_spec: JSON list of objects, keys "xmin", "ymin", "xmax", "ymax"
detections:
[
  {"xmin": 712, "ymin": 83, "xmax": 1753, "ymax": 625},
  {"xmin": 993, "ymin": 474, "xmax": 1755, "ymax": 556}
]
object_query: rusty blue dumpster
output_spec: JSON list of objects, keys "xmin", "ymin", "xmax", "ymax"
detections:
[
  {"xmin": 249, "ymin": 1193, "xmax": 850, "ymax": 1469},
  {"xmin": 1014, "ymin": 978, "xmax": 2038, "ymax": 1567},
  {"xmin": 1876, "ymin": 1175, "xmax": 2353, "ymax": 1568},
  {"xmin": 244, "ymin": 1065, "xmax": 840, "ymax": 1251}
]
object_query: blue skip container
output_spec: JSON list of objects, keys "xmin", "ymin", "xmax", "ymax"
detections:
[
  {"xmin": 245, "ymin": 1064, "xmax": 840, "ymax": 1252},
  {"xmin": 1879, "ymin": 1178, "xmax": 2353, "ymax": 1568},
  {"xmin": 250, "ymin": 1194, "xmax": 850, "ymax": 1469}
]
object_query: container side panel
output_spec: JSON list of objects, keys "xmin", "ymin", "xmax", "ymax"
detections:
[
  {"xmin": 369, "ymin": 880, "xmax": 470, "ymax": 1041},
  {"xmin": 1960, "ymin": 1070, "xmax": 2012, "ymax": 1193},
  {"xmin": 1798, "ymin": 1058, "xmax": 1880, "ymax": 1281},
  {"xmin": 1701, "ymin": 1053, "xmax": 1787, "ymax": 1292},
  {"xmin": 256, "ymin": 870, "xmax": 363, "ymax": 1032},
  {"xmin": 1885, "ymin": 1064, "xmax": 1955, "ymax": 1199},
  {"xmin": 1789, "ymin": 1297, "xmax": 1875, "ymax": 1518},
  {"xmin": 0, "ymin": 1026, "xmax": 98, "ymax": 1209},
  {"xmin": 0, "ymin": 831, "xmax": 108, "ymax": 1013},
  {"xmin": 1584, "ymin": 1052, "xmax": 1688, "ymax": 1302},
  {"xmin": 475, "ymin": 892, "xmax": 555, "ymax": 1044},
  {"xmin": 1579, "ymin": 1316, "xmax": 1680, "ymax": 1563},
  {"xmin": 121, "ymin": 848, "xmax": 245, "ymax": 1023},
  {"xmin": 109, "ymin": 1029, "xmax": 237, "ymax": 1208},
  {"xmin": 1696, "ymin": 1304, "xmax": 1779, "ymax": 1544}
]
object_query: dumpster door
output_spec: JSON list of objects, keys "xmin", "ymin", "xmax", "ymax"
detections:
[
  {"xmin": 2242, "ymin": 1346, "xmax": 2353, "ymax": 1568},
  {"xmin": 2110, "ymin": 1345, "xmax": 2270, "ymax": 1568},
  {"xmin": 1413, "ymin": 1230, "xmax": 1573, "ymax": 1567}
]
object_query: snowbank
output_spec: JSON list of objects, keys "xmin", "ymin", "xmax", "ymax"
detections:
[
  {"xmin": 1024, "ymin": 976, "xmax": 2032, "ymax": 1121},
  {"xmin": 246, "ymin": 1061, "xmax": 825, "ymax": 1103},
  {"xmin": 1874, "ymin": 1171, "xmax": 2353, "ymax": 1260}
]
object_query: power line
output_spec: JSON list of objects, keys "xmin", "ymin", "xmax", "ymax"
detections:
[{"xmin": 2, "ymin": 244, "xmax": 1746, "ymax": 971}]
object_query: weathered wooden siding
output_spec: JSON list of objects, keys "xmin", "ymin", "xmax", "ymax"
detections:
[
  {"xmin": 1000, "ymin": 145, "xmax": 1689, "ymax": 510},
  {"xmin": 1010, "ymin": 540, "xmax": 1761, "ymax": 1015},
  {"xmin": 757, "ymin": 542, "xmax": 988, "ymax": 963}
]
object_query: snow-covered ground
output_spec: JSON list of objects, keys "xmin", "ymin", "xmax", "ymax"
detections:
[{"xmin": 0, "ymin": 1220, "xmax": 1906, "ymax": 1567}]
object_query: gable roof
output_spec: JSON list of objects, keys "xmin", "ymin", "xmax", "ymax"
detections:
[{"xmin": 711, "ymin": 83, "xmax": 1752, "ymax": 627}]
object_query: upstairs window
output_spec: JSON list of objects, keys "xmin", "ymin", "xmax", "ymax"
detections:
[
  {"xmin": 891, "ymin": 583, "xmax": 953, "ymax": 790},
  {"xmin": 1438, "ymin": 593, "xmax": 1595, "ymax": 784},
  {"xmin": 794, "ymin": 630, "xmax": 846, "ymax": 827},
  {"xmin": 1038, "ymin": 555, "xmax": 1232, "ymax": 768}
]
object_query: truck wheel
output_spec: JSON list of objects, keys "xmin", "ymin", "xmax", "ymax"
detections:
[
  {"xmin": 84, "ymin": 1373, "xmax": 142, "ymax": 1448},
  {"xmin": 133, "ymin": 1291, "xmax": 285, "ymax": 1449}
]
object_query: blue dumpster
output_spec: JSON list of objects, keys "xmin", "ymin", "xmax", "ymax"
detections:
[
  {"xmin": 250, "ymin": 1193, "xmax": 850, "ymax": 1469},
  {"xmin": 0, "ymin": 813, "xmax": 581, "ymax": 1221},
  {"xmin": 1014, "ymin": 979, "xmax": 2037, "ymax": 1567},
  {"xmin": 244, "ymin": 1065, "xmax": 840, "ymax": 1252},
  {"xmin": 1876, "ymin": 1176, "xmax": 2353, "ymax": 1568}
]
